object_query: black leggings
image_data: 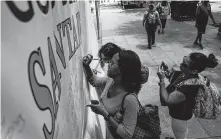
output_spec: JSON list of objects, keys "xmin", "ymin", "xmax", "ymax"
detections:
[
  {"xmin": 145, "ymin": 24, "xmax": 156, "ymax": 45},
  {"xmin": 161, "ymin": 19, "xmax": 167, "ymax": 29}
]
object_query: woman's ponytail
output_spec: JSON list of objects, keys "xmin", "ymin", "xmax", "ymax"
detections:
[{"xmin": 206, "ymin": 53, "xmax": 218, "ymax": 68}]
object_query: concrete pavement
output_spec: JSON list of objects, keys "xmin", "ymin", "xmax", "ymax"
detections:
[{"xmin": 99, "ymin": 3, "xmax": 221, "ymax": 139}]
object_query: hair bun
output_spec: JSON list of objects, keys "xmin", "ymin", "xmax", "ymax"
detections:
[{"xmin": 206, "ymin": 54, "xmax": 218, "ymax": 68}]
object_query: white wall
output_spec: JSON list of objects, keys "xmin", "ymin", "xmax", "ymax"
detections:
[{"xmin": 1, "ymin": 1, "xmax": 105, "ymax": 139}]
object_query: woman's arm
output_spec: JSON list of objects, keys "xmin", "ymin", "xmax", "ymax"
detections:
[
  {"xmin": 156, "ymin": 11, "xmax": 162, "ymax": 29},
  {"xmin": 208, "ymin": 12, "xmax": 215, "ymax": 24},
  {"xmin": 168, "ymin": 3, "xmax": 171, "ymax": 15},
  {"xmin": 83, "ymin": 55, "xmax": 109, "ymax": 88},
  {"xmin": 143, "ymin": 13, "xmax": 147, "ymax": 26},
  {"xmin": 83, "ymin": 61, "xmax": 94, "ymax": 80},
  {"xmin": 207, "ymin": 4, "xmax": 216, "ymax": 24},
  {"xmin": 107, "ymin": 95, "xmax": 139, "ymax": 139},
  {"xmin": 159, "ymin": 81, "xmax": 186, "ymax": 105},
  {"xmin": 89, "ymin": 94, "xmax": 139, "ymax": 139}
]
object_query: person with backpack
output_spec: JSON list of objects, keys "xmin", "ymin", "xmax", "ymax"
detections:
[
  {"xmin": 156, "ymin": 1, "xmax": 170, "ymax": 34},
  {"xmin": 143, "ymin": 4, "xmax": 162, "ymax": 49},
  {"xmin": 157, "ymin": 52, "xmax": 218, "ymax": 139},
  {"xmin": 194, "ymin": 1, "xmax": 217, "ymax": 49}
]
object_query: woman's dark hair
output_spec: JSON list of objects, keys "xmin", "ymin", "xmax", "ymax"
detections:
[
  {"xmin": 149, "ymin": 4, "xmax": 154, "ymax": 10},
  {"xmin": 203, "ymin": 1, "xmax": 209, "ymax": 5},
  {"xmin": 161, "ymin": 1, "xmax": 168, "ymax": 6},
  {"xmin": 98, "ymin": 42, "xmax": 122, "ymax": 60},
  {"xmin": 189, "ymin": 52, "xmax": 218, "ymax": 72},
  {"xmin": 118, "ymin": 50, "xmax": 142, "ymax": 94}
]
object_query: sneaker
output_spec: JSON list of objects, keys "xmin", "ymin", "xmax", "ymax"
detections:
[
  {"xmin": 152, "ymin": 43, "xmax": 156, "ymax": 47},
  {"xmin": 158, "ymin": 29, "xmax": 161, "ymax": 34},
  {"xmin": 199, "ymin": 44, "xmax": 203, "ymax": 49},
  {"xmin": 148, "ymin": 44, "xmax": 152, "ymax": 49},
  {"xmin": 194, "ymin": 41, "xmax": 199, "ymax": 45}
]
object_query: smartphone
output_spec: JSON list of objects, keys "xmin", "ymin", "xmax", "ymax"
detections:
[
  {"xmin": 161, "ymin": 62, "xmax": 168, "ymax": 71},
  {"xmin": 91, "ymin": 100, "xmax": 99, "ymax": 104},
  {"xmin": 85, "ymin": 100, "xmax": 99, "ymax": 107}
]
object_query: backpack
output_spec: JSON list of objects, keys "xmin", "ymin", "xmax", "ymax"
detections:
[
  {"xmin": 147, "ymin": 12, "xmax": 157, "ymax": 24},
  {"xmin": 120, "ymin": 93, "xmax": 161, "ymax": 138},
  {"xmin": 156, "ymin": 4, "xmax": 163, "ymax": 15},
  {"xmin": 177, "ymin": 74, "xmax": 221, "ymax": 120}
]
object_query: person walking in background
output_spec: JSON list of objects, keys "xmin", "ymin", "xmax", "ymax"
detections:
[
  {"xmin": 83, "ymin": 50, "xmax": 142, "ymax": 139},
  {"xmin": 194, "ymin": 0, "xmax": 217, "ymax": 49},
  {"xmin": 156, "ymin": 1, "xmax": 171, "ymax": 34},
  {"xmin": 143, "ymin": 4, "xmax": 162, "ymax": 49},
  {"xmin": 157, "ymin": 52, "xmax": 218, "ymax": 139}
]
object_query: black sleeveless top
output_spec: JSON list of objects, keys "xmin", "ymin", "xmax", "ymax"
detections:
[
  {"xmin": 166, "ymin": 70, "xmax": 200, "ymax": 120},
  {"xmin": 168, "ymin": 85, "xmax": 199, "ymax": 120}
]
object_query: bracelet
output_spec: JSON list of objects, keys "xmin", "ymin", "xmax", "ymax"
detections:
[
  {"xmin": 158, "ymin": 82, "xmax": 165, "ymax": 86},
  {"xmin": 104, "ymin": 114, "xmax": 111, "ymax": 121}
]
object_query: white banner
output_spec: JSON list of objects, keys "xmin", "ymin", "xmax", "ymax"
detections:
[{"xmin": 1, "ymin": 1, "xmax": 105, "ymax": 139}]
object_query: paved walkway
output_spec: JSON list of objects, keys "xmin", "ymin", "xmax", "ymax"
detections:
[{"xmin": 99, "ymin": 3, "xmax": 221, "ymax": 139}]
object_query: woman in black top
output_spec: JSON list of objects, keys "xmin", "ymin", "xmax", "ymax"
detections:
[
  {"xmin": 194, "ymin": 1, "xmax": 216, "ymax": 49},
  {"xmin": 157, "ymin": 52, "xmax": 218, "ymax": 139}
]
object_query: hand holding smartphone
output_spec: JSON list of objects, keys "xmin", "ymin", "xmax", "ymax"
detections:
[
  {"xmin": 157, "ymin": 62, "xmax": 167, "ymax": 80},
  {"xmin": 161, "ymin": 62, "xmax": 168, "ymax": 71}
]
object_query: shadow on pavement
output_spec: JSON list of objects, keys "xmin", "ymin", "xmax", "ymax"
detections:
[
  {"xmin": 108, "ymin": 20, "xmax": 145, "ymax": 36},
  {"xmin": 100, "ymin": 4, "xmax": 121, "ymax": 10},
  {"xmin": 136, "ymin": 44, "xmax": 148, "ymax": 50},
  {"xmin": 183, "ymin": 44, "xmax": 201, "ymax": 49},
  {"xmin": 119, "ymin": 8, "xmax": 147, "ymax": 16},
  {"xmin": 214, "ymin": 33, "xmax": 221, "ymax": 40},
  {"xmin": 100, "ymin": 3, "xmax": 144, "ymax": 10}
]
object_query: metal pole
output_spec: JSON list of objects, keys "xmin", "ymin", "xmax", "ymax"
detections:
[{"xmin": 95, "ymin": 1, "xmax": 100, "ymax": 39}]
